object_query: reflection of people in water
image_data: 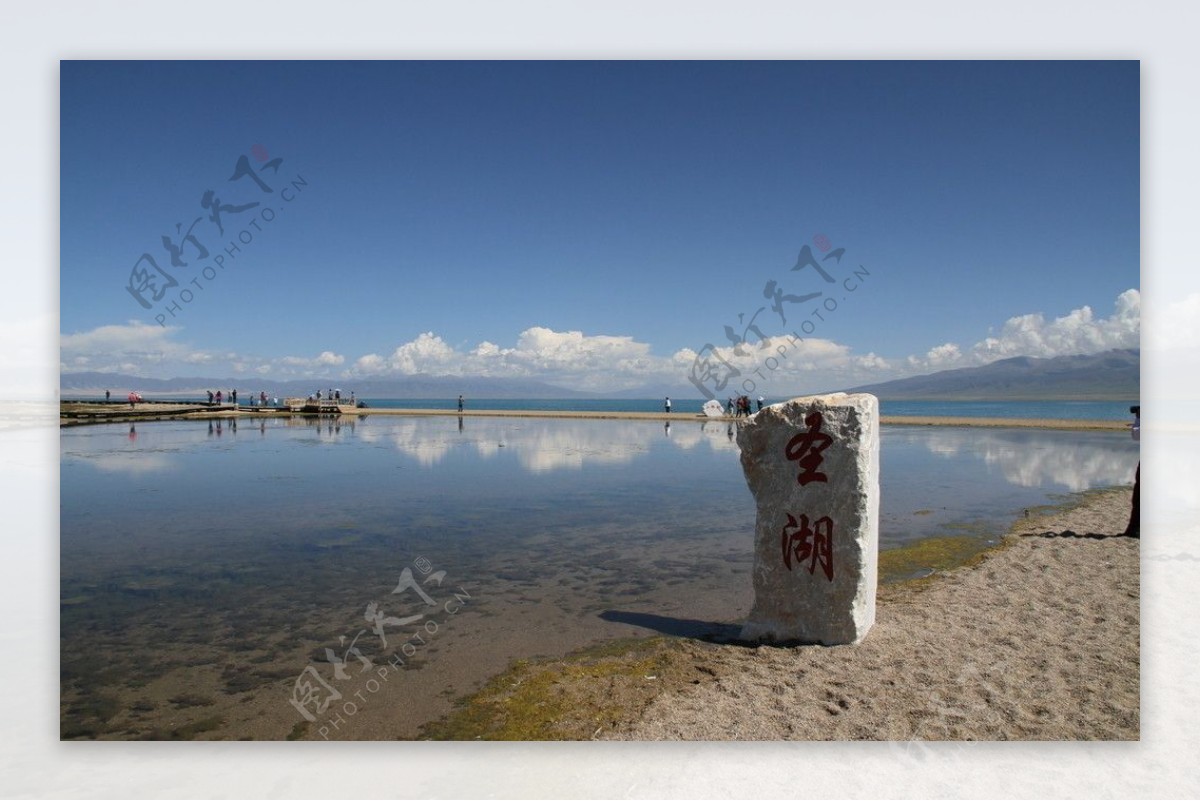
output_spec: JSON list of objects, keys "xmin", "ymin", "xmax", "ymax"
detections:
[
  {"xmin": 1123, "ymin": 405, "xmax": 1140, "ymax": 538},
  {"xmin": 727, "ymin": 423, "xmax": 734, "ymax": 441},
  {"xmin": 458, "ymin": 416, "xmax": 464, "ymax": 433},
  {"xmin": 664, "ymin": 421, "xmax": 671, "ymax": 437},
  {"xmin": 128, "ymin": 424, "xmax": 136, "ymax": 442}
]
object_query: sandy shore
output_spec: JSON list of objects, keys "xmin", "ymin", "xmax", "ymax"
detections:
[{"xmin": 426, "ymin": 487, "xmax": 1138, "ymax": 741}]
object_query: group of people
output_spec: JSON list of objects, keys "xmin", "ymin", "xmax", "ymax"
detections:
[
  {"xmin": 307, "ymin": 389, "xmax": 354, "ymax": 405},
  {"xmin": 207, "ymin": 389, "xmax": 278, "ymax": 407},
  {"xmin": 727, "ymin": 395, "xmax": 764, "ymax": 417}
]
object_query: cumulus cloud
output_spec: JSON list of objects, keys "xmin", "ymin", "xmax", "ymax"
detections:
[
  {"xmin": 279, "ymin": 350, "xmax": 346, "ymax": 372},
  {"xmin": 351, "ymin": 327, "xmax": 672, "ymax": 391},
  {"xmin": 971, "ymin": 289, "xmax": 1139, "ymax": 362},
  {"xmin": 904, "ymin": 289, "xmax": 1140, "ymax": 374},
  {"xmin": 61, "ymin": 289, "xmax": 1140, "ymax": 393},
  {"xmin": 60, "ymin": 320, "xmax": 199, "ymax": 374},
  {"xmin": 60, "ymin": 321, "xmax": 347, "ymax": 380},
  {"xmin": 670, "ymin": 335, "xmax": 893, "ymax": 397}
]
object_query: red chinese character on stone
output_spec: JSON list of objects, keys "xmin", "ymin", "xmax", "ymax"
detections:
[
  {"xmin": 781, "ymin": 512, "xmax": 834, "ymax": 581},
  {"xmin": 784, "ymin": 412, "xmax": 833, "ymax": 485}
]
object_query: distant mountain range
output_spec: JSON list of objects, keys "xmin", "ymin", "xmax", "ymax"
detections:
[
  {"xmin": 844, "ymin": 349, "xmax": 1139, "ymax": 400},
  {"xmin": 60, "ymin": 348, "xmax": 1140, "ymax": 402}
]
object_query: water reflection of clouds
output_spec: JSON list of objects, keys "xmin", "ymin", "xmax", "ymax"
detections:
[
  {"xmin": 505, "ymin": 420, "xmax": 740, "ymax": 472},
  {"xmin": 669, "ymin": 422, "xmax": 741, "ymax": 453},
  {"xmin": 356, "ymin": 418, "xmax": 740, "ymax": 473},
  {"xmin": 483, "ymin": 422, "xmax": 647, "ymax": 473},
  {"xmin": 69, "ymin": 451, "xmax": 178, "ymax": 475},
  {"xmin": 356, "ymin": 419, "xmax": 455, "ymax": 467},
  {"xmin": 913, "ymin": 429, "xmax": 1137, "ymax": 492}
]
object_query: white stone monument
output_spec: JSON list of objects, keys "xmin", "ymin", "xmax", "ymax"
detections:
[{"xmin": 737, "ymin": 392, "xmax": 879, "ymax": 645}]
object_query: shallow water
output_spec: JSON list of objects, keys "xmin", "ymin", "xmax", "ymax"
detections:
[{"xmin": 59, "ymin": 416, "xmax": 1137, "ymax": 739}]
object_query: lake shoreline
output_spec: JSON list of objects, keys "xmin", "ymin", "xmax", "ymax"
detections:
[
  {"xmin": 59, "ymin": 401, "xmax": 1129, "ymax": 431},
  {"xmin": 422, "ymin": 485, "xmax": 1139, "ymax": 741}
]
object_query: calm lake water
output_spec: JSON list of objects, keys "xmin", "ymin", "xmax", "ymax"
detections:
[{"xmin": 60, "ymin": 415, "xmax": 1138, "ymax": 740}]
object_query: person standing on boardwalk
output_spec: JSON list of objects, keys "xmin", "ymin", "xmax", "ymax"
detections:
[
  {"xmin": 664, "ymin": 397, "xmax": 671, "ymax": 414},
  {"xmin": 458, "ymin": 395, "xmax": 464, "ymax": 413}
]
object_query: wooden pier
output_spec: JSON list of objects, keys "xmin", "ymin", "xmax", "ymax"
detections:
[{"xmin": 282, "ymin": 397, "xmax": 359, "ymax": 414}]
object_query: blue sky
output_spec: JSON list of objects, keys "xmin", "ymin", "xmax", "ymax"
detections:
[{"xmin": 60, "ymin": 60, "xmax": 1140, "ymax": 395}]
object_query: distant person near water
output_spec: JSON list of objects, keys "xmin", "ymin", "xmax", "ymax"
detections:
[
  {"xmin": 458, "ymin": 395, "xmax": 464, "ymax": 413},
  {"xmin": 757, "ymin": 396, "xmax": 764, "ymax": 412},
  {"xmin": 1124, "ymin": 405, "xmax": 1140, "ymax": 538},
  {"xmin": 664, "ymin": 397, "xmax": 671, "ymax": 414},
  {"xmin": 105, "ymin": 390, "xmax": 110, "ymax": 401}
]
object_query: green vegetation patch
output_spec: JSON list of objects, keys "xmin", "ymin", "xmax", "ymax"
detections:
[
  {"xmin": 420, "ymin": 637, "xmax": 678, "ymax": 741},
  {"xmin": 879, "ymin": 534, "xmax": 999, "ymax": 585}
]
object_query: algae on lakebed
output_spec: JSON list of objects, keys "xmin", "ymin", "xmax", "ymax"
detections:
[
  {"xmin": 419, "ymin": 637, "xmax": 694, "ymax": 741},
  {"xmin": 878, "ymin": 532, "xmax": 999, "ymax": 584}
]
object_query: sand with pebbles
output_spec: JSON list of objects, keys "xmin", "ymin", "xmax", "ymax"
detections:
[{"xmin": 607, "ymin": 487, "xmax": 1139, "ymax": 740}]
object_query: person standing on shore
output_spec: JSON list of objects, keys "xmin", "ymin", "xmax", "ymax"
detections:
[
  {"xmin": 458, "ymin": 395, "xmax": 464, "ymax": 413},
  {"xmin": 664, "ymin": 397, "xmax": 671, "ymax": 414},
  {"xmin": 1123, "ymin": 405, "xmax": 1140, "ymax": 538},
  {"xmin": 727, "ymin": 397, "xmax": 735, "ymax": 416},
  {"xmin": 105, "ymin": 390, "xmax": 110, "ymax": 402},
  {"xmin": 757, "ymin": 396, "xmax": 764, "ymax": 412}
]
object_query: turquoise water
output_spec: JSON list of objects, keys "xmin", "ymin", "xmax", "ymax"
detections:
[
  {"xmin": 59, "ymin": 416, "xmax": 1137, "ymax": 740},
  {"xmin": 355, "ymin": 398, "xmax": 1136, "ymax": 421}
]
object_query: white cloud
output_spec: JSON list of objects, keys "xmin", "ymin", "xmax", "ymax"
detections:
[
  {"xmin": 971, "ymin": 289, "xmax": 1140, "ymax": 362},
  {"xmin": 902, "ymin": 289, "xmax": 1140, "ymax": 374},
  {"xmin": 278, "ymin": 350, "xmax": 346, "ymax": 373},
  {"xmin": 59, "ymin": 321, "xmax": 350, "ymax": 381},
  {"xmin": 60, "ymin": 290, "xmax": 1140, "ymax": 394},
  {"xmin": 669, "ymin": 335, "xmax": 894, "ymax": 398},
  {"xmin": 907, "ymin": 343, "xmax": 962, "ymax": 371},
  {"xmin": 60, "ymin": 320, "xmax": 200, "ymax": 374},
  {"xmin": 352, "ymin": 327, "xmax": 675, "ymax": 391}
]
